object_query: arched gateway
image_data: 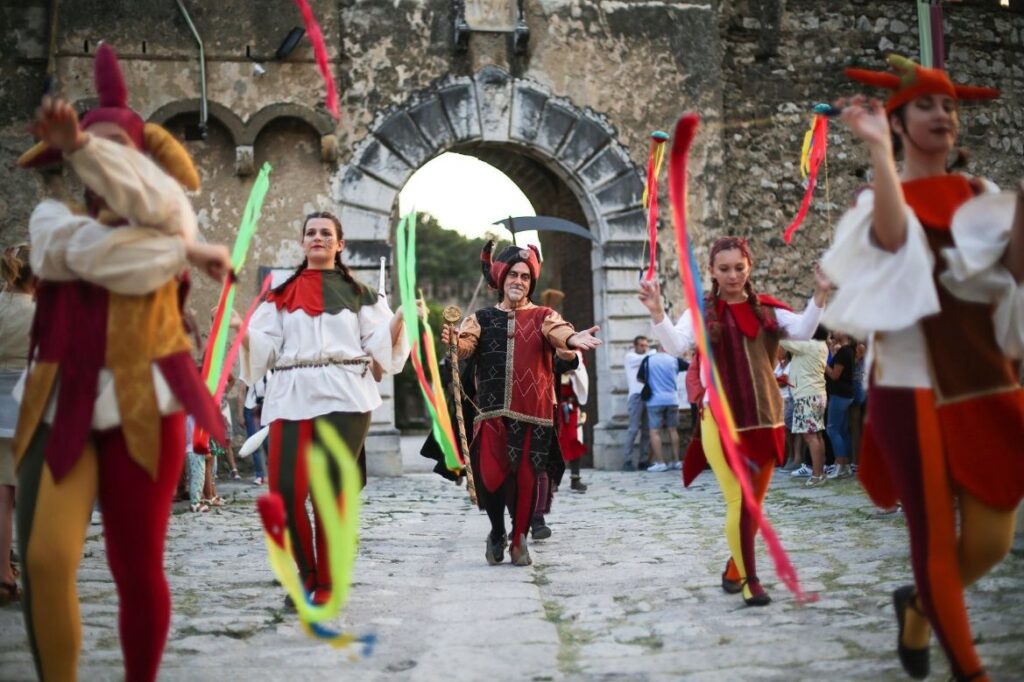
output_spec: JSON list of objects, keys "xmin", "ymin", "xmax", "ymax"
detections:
[{"xmin": 337, "ymin": 66, "xmax": 654, "ymax": 474}]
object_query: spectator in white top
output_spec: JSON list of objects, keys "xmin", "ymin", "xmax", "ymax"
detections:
[{"xmin": 622, "ymin": 336, "xmax": 654, "ymax": 470}]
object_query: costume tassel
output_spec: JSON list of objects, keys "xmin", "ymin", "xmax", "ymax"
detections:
[{"xmin": 783, "ymin": 114, "xmax": 828, "ymax": 245}]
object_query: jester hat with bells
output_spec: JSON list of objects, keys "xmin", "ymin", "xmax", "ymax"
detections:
[
  {"xmin": 846, "ymin": 54, "xmax": 1000, "ymax": 114},
  {"xmin": 481, "ymin": 241, "xmax": 542, "ymax": 299},
  {"xmin": 17, "ymin": 43, "xmax": 200, "ymax": 194}
]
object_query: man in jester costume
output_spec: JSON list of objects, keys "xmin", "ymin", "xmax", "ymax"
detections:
[
  {"xmin": 442, "ymin": 243, "xmax": 601, "ymax": 566},
  {"xmin": 13, "ymin": 44, "xmax": 230, "ymax": 681}
]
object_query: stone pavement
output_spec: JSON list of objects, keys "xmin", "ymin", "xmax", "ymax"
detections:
[{"xmin": 1, "ymin": 468, "xmax": 1022, "ymax": 681}]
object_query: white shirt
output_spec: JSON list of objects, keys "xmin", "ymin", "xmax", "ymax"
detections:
[
  {"xmin": 240, "ymin": 293, "xmax": 411, "ymax": 424},
  {"xmin": 623, "ymin": 349, "xmax": 654, "ymax": 396}
]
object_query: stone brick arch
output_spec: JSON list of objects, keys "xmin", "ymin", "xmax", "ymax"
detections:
[
  {"xmin": 334, "ymin": 65, "xmax": 645, "ymax": 248},
  {"xmin": 147, "ymin": 99, "xmax": 247, "ymax": 146},
  {"xmin": 245, "ymin": 102, "xmax": 335, "ymax": 146},
  {"xmin": 336, "ymin": 65, "xmax": 651, "ymax": 470}
]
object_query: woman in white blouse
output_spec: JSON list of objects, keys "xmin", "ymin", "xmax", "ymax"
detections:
[{"xmin": 237, "ymin": 211, "xmax": 410, "ymax": 605}]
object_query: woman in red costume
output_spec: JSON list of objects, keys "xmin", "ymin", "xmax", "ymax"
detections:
[
  {"xmin": 13, "ymin": 45, "xmax": 230, "ymax": 682},
  {"xmin": 639, "ymin": 238, "xmax": 830, "ymax": 606},
  {"xmin": 823, "ymin": 55, "xmax": 1024, "ymax": 682}
]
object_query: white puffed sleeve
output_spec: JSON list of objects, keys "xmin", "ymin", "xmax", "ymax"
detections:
[
  {"xmin": 651, "ymin": 309, "xmax": 697, "ymax": 359},
  {"xmin": 67, "ymin": 136, "xmax": 197, "ymax": 240},
  {"xmin": 358, "ymin": 297, "xmax": 411, "ymax": 375},
  {"xmin": 240, "ymin": 301, "xmax": 283, "ymax": 386},
  {"xmin": 940, "ymin": 189, "xmax": 1024, "ymax": 358},
  {"xmin": 820, "ymin": 189, "xmax": 940, "ymax": 339},
  {"xmin": 29, "ymin": 200, "xmax": 186, "ymax": 294},
  {"xmin": 29, "ymin": 200, "xmax": 94, "ymax": 282},
  {"xmin": 776, "ymin": 298, "xmax": 825, "ymax": 341},
  {"xmin": 65, "ymin": 224, "xmax": 187, "ymax": 294}
]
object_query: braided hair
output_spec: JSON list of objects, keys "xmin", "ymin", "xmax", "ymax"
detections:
[
  {"xmin": 703, "ymin": 236, "xmax": 778, "ymax": 343},
  {"xmin": 271, "ymin": 211, "xmax": 363, "ymax": 296}
]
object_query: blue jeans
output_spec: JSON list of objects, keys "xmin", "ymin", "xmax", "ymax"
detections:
[
  {"xmin": 244, "ymin": 406, "xmax": 266, "ymax": 478},
  {"xmin": 623, "ymin": 393, "xmax": 650, "ymax": 466},
  {"xmin": 826, "ymin": 395, "xmax": 854, "ymax": 458}
]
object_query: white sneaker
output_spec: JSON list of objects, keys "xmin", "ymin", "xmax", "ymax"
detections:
[
  {"xmin": 670, "ymin": 461, "xmax": 682, "ymax": 470},
  {"xmin": 790, "ymin": 464, "xmax": 812, "ymax": 478},
  {"xmin": 828, "ymin": 464, "xmax": 853, "ymax": 480},
  {"xmin": 824, "ymin": 464, "xmax": 837, "ymax": 477},
  {"xmin": 646, "ymin": 462, "xmax": 669, "ymax": 472}
]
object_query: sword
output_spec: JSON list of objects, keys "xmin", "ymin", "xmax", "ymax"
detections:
[{"xmin": 443, "ymin": 305, "xmax": 477, "ymax": 505}]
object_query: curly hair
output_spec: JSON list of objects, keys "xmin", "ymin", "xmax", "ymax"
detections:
[
  {"xmin": 271, "ymin": 212, "xmax": 363, "ymax": 296},
  {"xmin": 1, "ymin": 244, "xmax": 32, "ymax": 292},
  {"xmin": 703, "ymin": 236, "xmax": 779, "ymax": 343}
]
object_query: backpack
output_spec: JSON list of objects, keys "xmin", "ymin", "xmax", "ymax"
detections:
[{"xmin": 637, "ymin": 356, "xmax": 653, "ymax": 401}]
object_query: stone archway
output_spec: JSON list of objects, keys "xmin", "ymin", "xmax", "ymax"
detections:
[{"xmin": 335, "ymin": 66, "xmax": 652, "ymax": 472}]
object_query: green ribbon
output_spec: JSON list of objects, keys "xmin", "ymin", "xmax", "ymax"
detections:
[{"xmin": 205, "ymin": 162, "xmax": 272, "ymax": 393}]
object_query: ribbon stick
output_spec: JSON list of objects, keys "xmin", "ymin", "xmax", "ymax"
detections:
[
  {"xmin": 194, "ymin": 162, "xmax": 272, "ymax": 454},
  {"xmin": 293, "ymin": 0, "xmax": 341, "ymax": 120},
  {"xmin": 783, "ymin": 113, "xmax": 828, "ymax": 245},
  {"xmin": 395, "ymin": 213, "xmax": 462, "ymax": 473},
  {"xmin": 643, "ymin": 130, "xmax": 670, "ymax": 281},
  {"xmin": 211, "ymin": 274, "xmax": 273, "ymax": 406},
  {"xmin": 256, "ymin": 419, "xmax": 374, "ymax": 653},
  {"xmin": 667, "ymin": 113, "xmax": 812, "ymax": 602},
  {"xmin": 917, "ymin": 0, "xmax": 934, "ymax": 69}
]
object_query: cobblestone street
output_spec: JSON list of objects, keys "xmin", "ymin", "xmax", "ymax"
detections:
[{"xmin": 1, "ymin": 468, "xmax": 1022, "ymax": 681}]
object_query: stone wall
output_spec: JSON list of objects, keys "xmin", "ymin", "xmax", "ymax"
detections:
[{"xmin": 713, "ymin": 0, "xmax": 1024, "ymax": 310}]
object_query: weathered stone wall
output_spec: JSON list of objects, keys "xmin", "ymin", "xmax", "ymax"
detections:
[{"xmin": 715, "ymin": 0, "xmax": 1024, "ymax": 309}]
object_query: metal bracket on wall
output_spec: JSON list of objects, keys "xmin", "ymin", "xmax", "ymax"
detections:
[{"xmin": 452, "ymin": 0, "xmax": 530, "ymax": 55}]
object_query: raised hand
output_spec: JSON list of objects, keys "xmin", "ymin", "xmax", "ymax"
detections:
[
  {"xmin": 638, "ymin": 279, "xmax": 666, "ymax": 322},
  {"xmin": 31, "ymin": 96, "xmax": 87, "ymax": 154},
  {"xmin": 569, "ymin": 326, "xmax": 602, "ymax": 351},
  {"xmin": 836, "ymin": 95, "xmax": 891, "ymax": 150},
  {"xmin": 812, "ymin": 263, "xmax": 832, "ymax": 307}
]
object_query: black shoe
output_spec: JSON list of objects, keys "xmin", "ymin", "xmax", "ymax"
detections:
[
  {"xmin": 742, "ymin": 577, "xmax": 771, "ymax": 607},
  {"xmin": 721, "ymin": 560, "xmax": 743, "ymax": 594},
  {"xmin": 531, "ymin": 519, "xmax": 552, "ymax": 540},
  {"xmin": 893, "ymin": 585, "xmax": 929, "ymax": 679},
  {"xmin": 485, "ymin": 531, "xmax": 507, "ymax": 565},
  {"xmin": 622, "ymin": 461, "xmax": 636, "ymax": 471},
  {"xmin": 570, "ymin": 477, "xmax": 588, "ymax": 493},
  {"xmin": 637, "ymin": 461, "xmax": 649, "ymax": 471}
]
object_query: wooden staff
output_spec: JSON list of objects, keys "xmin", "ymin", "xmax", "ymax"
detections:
[{"xmin": 443, "ymin": 305, "xmax": 477, "ymax": 505}]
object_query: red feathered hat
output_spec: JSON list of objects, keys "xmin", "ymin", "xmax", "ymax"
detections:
[
  {"xmin": 846, "ymin": 54, "xmax": 1000, "ymax": 114},
  {"xmin": 17, "ymin": 43, "xmax": 199, "ymax": 191},
  {"xmin": 481, "ymin": 241, "xmax": 542, "ymax": 297}
]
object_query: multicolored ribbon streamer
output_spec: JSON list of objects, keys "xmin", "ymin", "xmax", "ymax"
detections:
[
  {"xmin": 783, "ymin": 113, "xmax": 828, "ymax": 245},
  {"xmin": 211, "ymin": 274, "xmax": 273, "ymax": 406},
  {"xmin": 917, "ymin": 1, "xmax": 945, "ymax": 69},
  {"xmin": 194, "ymin": 162, "xmax": 272, "ymax": 453},
  {"xmin": 256, "ymin": 419, "xmax": 374, "ymax": 653},
  {"xmin": 395, "ymin": 212, "xmax": 462, "ymax": 473},
  {"xmin": 294, "ymin": 0, "xmax": 341, "ymax": 120},
  {"xmin": 667, "ymin": 113, "xmax": 812, "ymax": 603},
  {"xmin": 642, "ymin": 130, "xmax": 670, "ymax": 281}
]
